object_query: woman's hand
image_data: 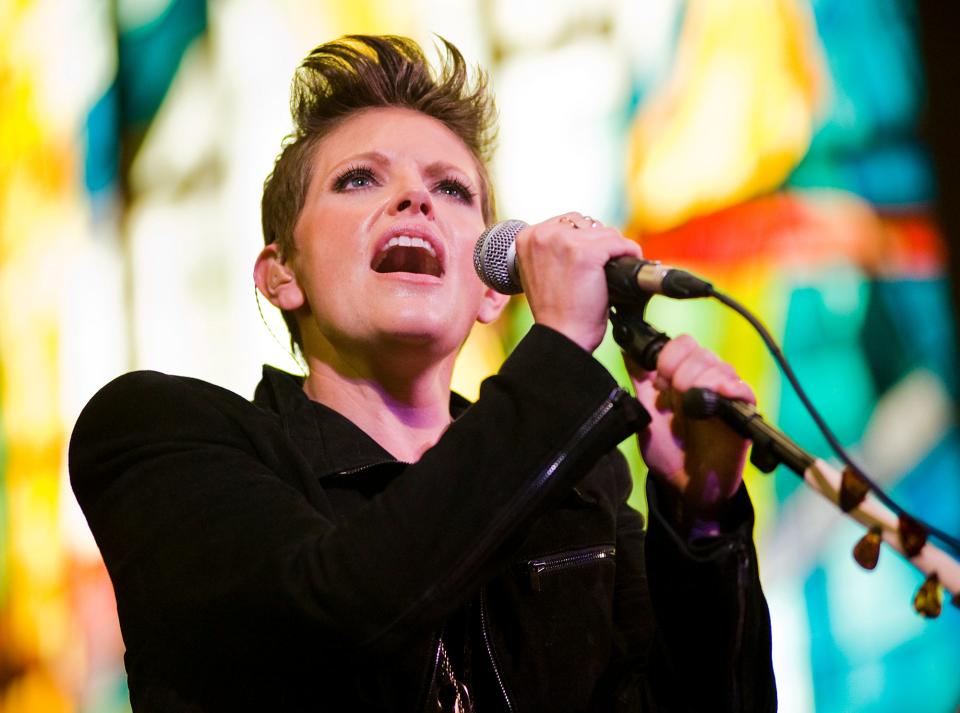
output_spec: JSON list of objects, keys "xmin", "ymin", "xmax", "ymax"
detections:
[
  {"xmin": 626, "ymin": 335, "xmax": 755, "ymax": 525},
  {"xmin": 516, "ymin": 213, "xmax": 643, "ymax": 353}
]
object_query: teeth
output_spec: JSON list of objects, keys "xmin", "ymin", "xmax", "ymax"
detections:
[{"xmin": 383, "ymin": 235, "xmax": 437, "ymax": 257}]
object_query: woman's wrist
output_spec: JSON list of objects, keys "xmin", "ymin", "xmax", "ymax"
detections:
[
  {"xmin": 651, "ymin": 474, "xmax": 736, "ymax": 539},
  {"xmin": 533, "ymin": 317, "xmax": 603, "ymax": 354}
]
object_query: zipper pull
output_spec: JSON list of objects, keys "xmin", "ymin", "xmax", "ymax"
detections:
[
  {"xmin": 529, "ymin": 561, "xmax": 547, "ymax": 592},
  {"xmin": 453, "ymin": 681, "xmax": 474, "ymax": 713},
  {"xmin": 437, "ymin": 679, "xmax": 474, "ymax": 712}
]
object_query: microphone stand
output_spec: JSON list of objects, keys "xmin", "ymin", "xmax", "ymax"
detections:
[
  {"xmin": 609, "ymin": 298, "xmax": 960, "ymax": 615},
  {"xmin": 609, "ymin": 294, "xmax": 815, "ymax": 474}
]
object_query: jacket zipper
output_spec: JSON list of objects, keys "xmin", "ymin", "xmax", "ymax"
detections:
[
  {"xmin": 530, "ymin": 387, "xmax": 627, "ymax": 491},
  {"xmin": 480, "ymin": 586, "xmax": 514, "ymax": 713},
  {"xmin": 526, "ymin": 544, "xmax": 616, "ymax": 591},
  {"xmin": 335, "ymin": 459, "xmax": 402, "ymax": 477},
  {"xmin": 417, "ymin": 629, "xmax": 443, "ymax": 713}
]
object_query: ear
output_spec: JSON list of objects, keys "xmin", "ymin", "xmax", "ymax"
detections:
[
  {"xmin": 254, "ymin": 244, "xmax": 305, "ymax": 311},
  {"xmin": 476, "ymin": 287, "xmax": 510, "ymax": 325}
]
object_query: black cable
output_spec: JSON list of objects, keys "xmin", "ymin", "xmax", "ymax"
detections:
[{"xmin": 708, "ymin": 285, "xmax": 960, "ymax": 556}]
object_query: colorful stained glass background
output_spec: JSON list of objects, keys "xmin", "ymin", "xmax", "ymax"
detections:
[{"xmin": 1, "ymin": 1, "xmax": 957, "ymax": 711}]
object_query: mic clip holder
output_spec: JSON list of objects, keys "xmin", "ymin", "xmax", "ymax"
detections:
[
  {"xmin": 609, "ymin": 292, "xmax": 813, "ymax": 476},
  {"xmin": 608, "ymin": 294, "xmax": 811, "ymax": 476},
  {"xmin": 609, "ymin": 295, "xmax": 669, "ymax": 372}
]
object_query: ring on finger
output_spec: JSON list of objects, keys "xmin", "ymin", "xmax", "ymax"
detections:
[
  {"xmin": 559, "ymin": 216, "xmax": 579, "ymax": 229},
  {"xmin": 583, "ymin": 215, "xmax": 600, "ymax": 228}
]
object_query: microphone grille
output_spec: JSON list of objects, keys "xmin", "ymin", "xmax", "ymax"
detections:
[{"xmin": 474, "ymin": 219, "xmax": 527, "ymax": 294}]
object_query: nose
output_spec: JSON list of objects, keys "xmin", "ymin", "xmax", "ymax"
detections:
[{"xmin": 389, "ymin": 182, "xmax": 434, "ymax": 218}]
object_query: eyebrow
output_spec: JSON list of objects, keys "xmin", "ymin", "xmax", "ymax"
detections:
[
  {"xmin": 422, "ymin": 160, "xmax": 476, "ymax": 185},
  {"xmin": 327, "ymin": 152, "xmax": 477, "ymax": 186},
  {"xmin": 327, "ymin": 151, "xmax": 390, "ymax": 174}
]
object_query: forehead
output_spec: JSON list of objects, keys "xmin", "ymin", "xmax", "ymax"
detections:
[{"xmin": 310, "ymin": 107, "xmax": 481, "ymax": 182}]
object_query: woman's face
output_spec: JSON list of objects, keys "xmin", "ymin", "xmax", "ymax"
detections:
[{"xmin": 288, "ymin": 107, "xmax": 504, "ymax": 365}]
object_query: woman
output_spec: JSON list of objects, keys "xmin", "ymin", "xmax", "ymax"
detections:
[{"xmin": 70, "ymin": 35, "xmax": 776, "ymax": 712}]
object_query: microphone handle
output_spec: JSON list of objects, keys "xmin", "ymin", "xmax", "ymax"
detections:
[
  {"xmin": 605, "ymin": 258, "xmax": 647, "ymax": 304},
  {"xmin": 605, "ymin": 257, "xmax": 714, "ymax": 302}
]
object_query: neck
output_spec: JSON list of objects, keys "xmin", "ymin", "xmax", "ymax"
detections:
[{"xmin": 301, "ymin": 342, "xmax": 456, "ymax": 463}]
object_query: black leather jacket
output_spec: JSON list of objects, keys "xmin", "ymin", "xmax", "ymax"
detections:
[{"xmin": 70, "ymin": 326, "xmax": 776, "ymax": 712}]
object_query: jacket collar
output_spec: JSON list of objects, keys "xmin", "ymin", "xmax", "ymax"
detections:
[{"xmin": 253, "ymin": 365, "xmax": 470, "ymax": 479}]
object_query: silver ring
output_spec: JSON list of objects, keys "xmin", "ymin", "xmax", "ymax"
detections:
[{"xmin": 583, "ymin": 216, "xmax": 600, "ymax": 228}]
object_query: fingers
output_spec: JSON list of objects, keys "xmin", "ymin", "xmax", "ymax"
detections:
[
  {"xmin": 655, "ymin": 334, "xmax": 755, "ymax": 404},
  {"xmin": 529, "ymin": 212, "xmax": 643, "ymax": 263},
  {"xmin": 557, "ymin": 213, "xmax": 602, "ymax": 230},
  {"xmin": 517, "ymin": 212, "xmax": 642, "ymax": 353}
]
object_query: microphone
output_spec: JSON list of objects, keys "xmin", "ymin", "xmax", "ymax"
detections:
[{"xmin": 473, "ymin": 219, "xmax": 713, "ymax": 301}]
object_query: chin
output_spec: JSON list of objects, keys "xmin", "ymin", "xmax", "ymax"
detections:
[
  {"xmin": 381, "ymin": 321, "xmax": 459, "ymax": 350},
  {"xmin": 376, "ymin": 311, "xmax": 470, "ymax": 354}
]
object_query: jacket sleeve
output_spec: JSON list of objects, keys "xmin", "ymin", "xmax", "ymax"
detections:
[
  {"xmin": 642, "ymin": 474, "xmax": 778, "ymax": 712},
  {"xmin": 69, "ymin": 325, "xmax": 648, "ymax": 659}
]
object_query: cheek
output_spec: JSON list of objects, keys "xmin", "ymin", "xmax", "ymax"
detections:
[
  {"xmin": 295, "ymin": 230, "xmax": 367, "ymax": 293},
  {"xmin": 289, "ymin": 254, "xmax": 345, "ymax": 323}
]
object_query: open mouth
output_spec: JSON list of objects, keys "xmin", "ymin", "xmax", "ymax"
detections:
[{"xmin": 371, "ymin": 235, "xmax": 443, "ymax": 277}]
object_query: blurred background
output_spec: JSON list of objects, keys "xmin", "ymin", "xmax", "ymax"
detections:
[{"xmin": 1, "ymin": 0, "xmax": 958, "ymax": 710}]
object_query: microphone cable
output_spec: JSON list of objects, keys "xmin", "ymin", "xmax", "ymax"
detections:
[
  {"xmin": 473, "ymin": 217, "xmax": 960, "ymax": 555},
  {"xmin": 706, "ymin": 284, "xmax": 960, "ymax": 557}
]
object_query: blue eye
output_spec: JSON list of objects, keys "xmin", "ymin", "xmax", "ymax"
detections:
[
  {"xmin": 436, "ymin": 178, "xmax": 475, "ymax": 204},
  {"xmin": 334, "ymin": 166, "xmax": 378, "ymax": 191}
]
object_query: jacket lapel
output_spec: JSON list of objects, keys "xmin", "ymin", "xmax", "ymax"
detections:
[{"xmin": 253, "ymin": 365, "xmax": 395, "ymax": 478}]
